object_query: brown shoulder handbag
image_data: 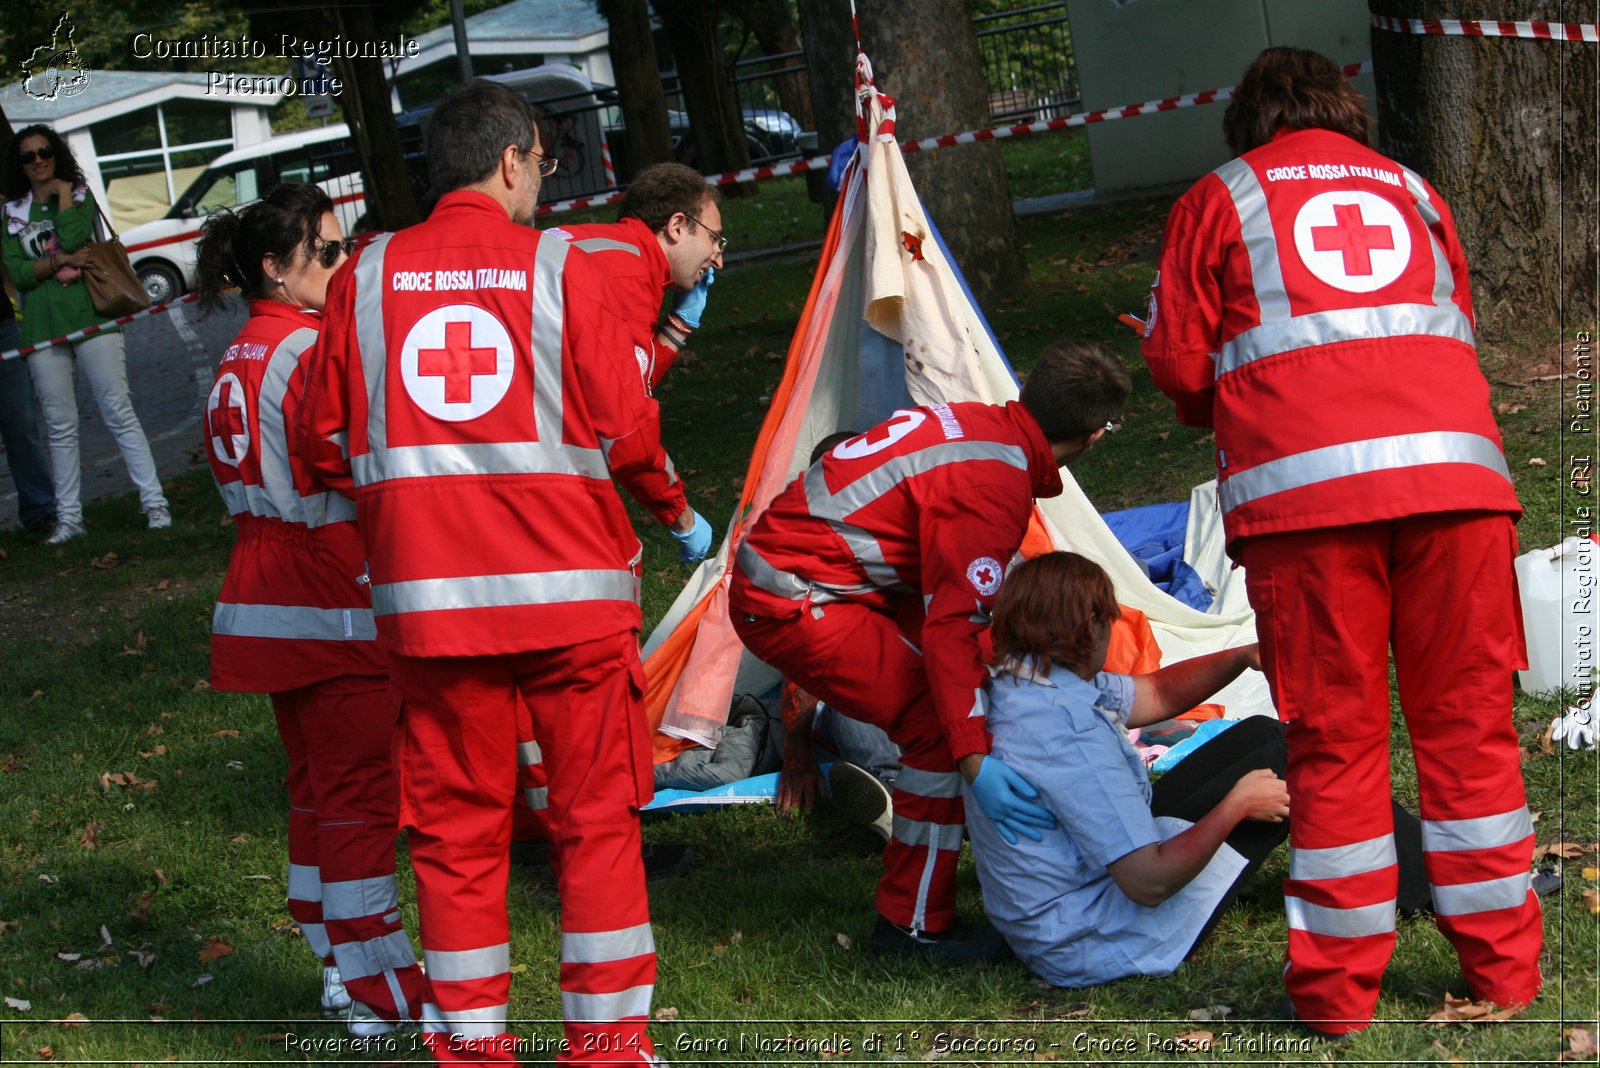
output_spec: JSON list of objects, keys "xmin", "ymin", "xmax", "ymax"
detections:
[{"xmin": 81, "ymin": 205, "xmax": 151, "ymax": 318}]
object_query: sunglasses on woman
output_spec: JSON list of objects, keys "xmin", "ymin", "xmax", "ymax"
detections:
[
  {"xmin": 19, "ymin": 147, "xmax": 56, "ymax": 165},
  {"xmin": 312, "ymin": 237, "xmax": 358, "ymax": 268}
]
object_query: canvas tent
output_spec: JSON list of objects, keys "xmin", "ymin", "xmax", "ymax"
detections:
[{"xmin": 641, "ymin": 55, "xmax": 1270, "ymax": 765}]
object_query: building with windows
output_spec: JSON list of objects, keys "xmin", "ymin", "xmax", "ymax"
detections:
[{"xmin": 1, "ymin": 71, "xmax": 282, "ymax": 229}]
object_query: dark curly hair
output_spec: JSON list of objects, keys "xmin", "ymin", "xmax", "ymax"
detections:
[
  {"xmin": 193, "ymin": 183, "xmax": 333, "ymax": 315},
  {"xmin": 1222, "ymin": 47, "xmax": 1371, "ymax": 156},
  {"xmin": 4, "ymin": 124, "xmax": 86, "ymax": 201},
  {"xmin": 617, "ymin": 162, "xmax": 718, "ymax": 233},
  {"xmin": 1019, "ymin": 340, "xmax": 1132, "ymax": 444}
]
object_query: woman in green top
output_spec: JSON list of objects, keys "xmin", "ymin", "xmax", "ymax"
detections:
[{"xmin": 2, "ymin": 124, "xmax": 168, "ymax": 544}]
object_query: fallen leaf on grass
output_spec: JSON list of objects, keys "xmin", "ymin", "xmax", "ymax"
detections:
[
  {"xmin": 192, "ymin": 973, "xmax": 213, "ymax": 988},
  {"xmin": 1187, "ymin": 1004, "xmax": 1232, "ymax": 1022},
  {"xmin": 4, "ymin": 996, "xmax": 30, "ymax": 1011},
  {"xmin": 56, "ymin": 1013, "xmax": 88, "ymax": 1028},
  {"xmin": 191, "ymin": 680, "xmax": 209, "ymax": 693},
  {"xmin": 1583, "ymin": 888, "xmax": 1600, "ymax": 914},
  {"xmin": 145, "ymin": 723, "xmax": 164, "ymax": 736},
  {"xmin": 79, "ymin": 822, "xmax": 98, "ymax": 850},
  {"xmin": 653, "ymin": 1006, "xmax": 679, "ymax": 1021},
  {"xmin": 91, "ymin": 552, "xmax": 119, "ymax": 570},
  {"xmin": 1172, "ymin": 1030, "xmax": 1212, "ymax": 1050},
  {"xmin": 133, "ymin": 949, "xmax": 155, "ymax": 969},
  {"xmin": 23, "ymin": 691, "xmax": 44, "ymax": 705},
  {"xmin": 100, "ymin": 771, "xmax": 156, "ymax": 793},
  {"xmin": 36, "ymin": 1046, "xmax": 52, "ymax": 1060},
  {"xmin": 1426, "ymin": 992, "xmax": 1522, "ymax": 1024},
  {"xmin": 225, "ymin": 761, "xmax": 245, "ymax": 772},
  {"xmin": 37, "ymin": 874, "xmax": 57, "ymax": 885},
  {"xmin": 0, "ymin": 920, "xmax": 17, "ymax": 937},
  {"xmin": 230, "ymin": 835, "xmax": 250, "ymax": 845},
  {"xmin": 197, "ymin": 937, "xmax": 233, "ymax": 964},
  {"xmin": 1584, "ymin": 867, "xmax": 1599, "ymax": 879},
  {"xmin": 2, "ymin": 753, "xmax": 20, "ymax": 774},
  {"xmin": 1056, "ymin": 1002, "xmax": 1093, "ymax": 1019},
  {"xmin": 56, "ymin": 953, "xmax": 81, "ymax": 963},
  {"xmin": 98, "ymin": 926, "xmax": 111, "ymax": 951},
  {"xmin": 835, "ymin": 932, "xmax": 851, "ymax": 950},
  {"xmin": 1527, "ymin": 457, "xmax": 1548, "ymax": 467},
  {"xmin": 1429, "ymin": 1039, "xmax": 1464, "ymax": 1062},
  {"xmin": 1535, "ymin": 841, "xmax": 1592, "ymax": 861},
  {"xmin": 1561, "ymin": 1026, "xmax": 1597, "ymax": 1060},
  {"xmin": 118, "ymin": 631, "xmax": 149, "ymax": 656},
  {"xmin": 138, "ymin": 744, "xmax": 167, "ymax": 759},
  {"xmin": 130, "ymin": 891, "xmax": 156, "ymax": 923},
  {"xmin": 153, "ymin": 869, "xmax": 169, "ymax": 886},
  {"xmin": 506, "ymin": 963, "xmax": 528, "ymax": 975},
  {"xmin": 212, "ymin": 730, "xmax": 240, "ymax": 739}
]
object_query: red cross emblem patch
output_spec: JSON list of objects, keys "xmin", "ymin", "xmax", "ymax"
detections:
[
  {"xmin": 966, "ymin": 555, "xmax": 1003, "ymax": 596},
  {"xmin": 206, "ymin": 371, "xmax": 249, "ymax": 467},
  {"xmin": 400, "ymin": 305, "xmax": 515, "ymax": 422},
  {"xmin": 1291, "ymin": 191, "xmax": 1412, "ymax": 294}
]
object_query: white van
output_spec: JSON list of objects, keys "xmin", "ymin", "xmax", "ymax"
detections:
[{"xmin": 122, "ymin": 124, "xmax": 365, "ymax": 304}]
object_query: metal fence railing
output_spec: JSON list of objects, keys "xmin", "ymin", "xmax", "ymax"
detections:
[{"xmin": 974, "ymin": 0, "xmax": 1079, "ymax": 122}]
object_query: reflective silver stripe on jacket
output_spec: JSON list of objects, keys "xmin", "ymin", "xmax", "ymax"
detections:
[
  {"xmin": 1217, "ymin": 431, "xmax": 1511, "ymax": 513},
  {"xmin": 212, "ymin": 602, "xmax": 377, "ymax": 641},
  {"xmin": 1284, "ymin": 895, "xmax": 1397, "ymax": 939},
  {"xmin": 321, "ymin": 875, "xmax": 398, "ymax": 921},
  {"xmin": 288, "ymin": 862, "xmax": 320, "ymax": 900},
  {"xmin": 1217, "ymin": 303, "xmax": 1474, "ymax": 377},
  {"xmin": 1421, "ymin": 807, "xmax": 1533, "ymax": 853},
  {"xmin": 522, "ymin": 786, "xmax": 549, "ymax": 812},
  {"xmin": 372, "ymin": 568, "xmax": 637, "ymax": 616},
  {"xmin": 1431, "ymin": 872, "xmax": 1531, "ymax": 917},
  {"xmin": 531, "ymin": 236, "xmax": 569, "ymax": 446},
  {"xmin": 561, "ymin": 985, "xmax": 653, "ymax": 1023},
  {"xmin": 421, "ymin": 1001, "xmax": 506, "ymax": 1037},
  {"xmin": 353, "ymin": 233, "xmax": 393, "ymax": 451},
  {"xmin": 1290, "ymin": 834, "xmax": 1397, "ymax": 882},
  {"xmin": 517, "ymin": 740, "xmax": 542, "ymax": 766},
  {"xmin": 256, "ymin": 326, "xmax": 318, "ymax": 523},
  {"xmin": 424, "ymin": 944, "xmax": 511, "ymax": 983},
  {"xmin": 892, "ymin": 815, "xmax": 966, "ymax": 851},
  {"xmin": 330, "ymin": 930, "xmax": 419, "ymax": 982},
  {"xmin": 562, "ymin": 922, "xmax": 655, "ymax": 965},
  {"xmin": 1215, "ymin": 158, "xmax": 1291, "ymax": 322},
  {"xmin": 350, "ymin": 439, "xmax": 608, "ymax": 487},
  {"xmin": 572, "ymin": 237, "xmax": 640, "ymax": 256},
  {"xmin": 734, "ymin": 540, "xmax": 872, "ymax": 602}
]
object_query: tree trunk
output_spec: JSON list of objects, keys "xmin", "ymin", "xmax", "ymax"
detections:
[
  {"xmin": 330, "ymin": 7, "xmax": 419, "ymax": 231},
  {"xmin": 852, "ymin": 0, "xmax": 1029, "ymax": 308},
  {"xmin": 1370, "ymin": 0, "xmax": 1598, "ymax": 336},
  {"xmin": 730, "ymin": 0, "xmax": 816, "ymax": 131},
  {"xmin": 654, "ymin": 0, "xmax": 752, "ymax": 181},
  {"xmin": 599, "ymin": 0, "xmax": 675, "ymax": 182},
  {"xmin": 796, "ymin": 0, "xmax": 858, "ymax": 154}
]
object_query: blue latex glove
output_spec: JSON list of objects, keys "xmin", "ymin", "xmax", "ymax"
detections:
[
  {"xmin": 672, "ymin": 267, "xmax": 714, "ymax": 330},
  {"xmin": 969, "ymin": 755, "xmax": 1056, "ymax": 845},
  {"xmin": 669, "ymin": 509, "xmax": 713, "ymax": 563}
]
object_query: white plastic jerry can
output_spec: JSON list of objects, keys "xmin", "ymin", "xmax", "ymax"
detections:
[{"xmin": 1516, "ymin": 536, "xmax": 1600, "ymax": 697}]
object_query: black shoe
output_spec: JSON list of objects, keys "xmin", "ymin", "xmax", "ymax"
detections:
[
  {"xmin": 870, "ymin": 914, "xmax": 1011, "ymax": 963},
  {"xmin": 1282, "ymin": 997, "xmax": 1355, "ymax": 1043}
]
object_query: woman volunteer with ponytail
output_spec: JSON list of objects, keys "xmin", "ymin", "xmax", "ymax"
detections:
[{"xmin": 194, "ymin": 184, "xmax": 428, "ymax": 1034}]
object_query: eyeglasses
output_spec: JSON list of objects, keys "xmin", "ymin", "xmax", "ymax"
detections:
[
  {"xmin": 312, "ymin": 237, "xmax": 357, "ymax": 269},
  {"xmin": 685, "ymin": 213, "xmax": 728, "ymax": 252},
  {"xmin": 527, "ymin": 148, "xmax": 559, "ymax": 178},
  {"xmin": 19, "ymin": 146, "xmax": 56, "ymax": 165}
]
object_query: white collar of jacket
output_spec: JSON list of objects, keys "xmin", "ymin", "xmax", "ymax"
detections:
[{"xmin": 4, "ymin": 183, "xmax": 88, "ymax": 235}]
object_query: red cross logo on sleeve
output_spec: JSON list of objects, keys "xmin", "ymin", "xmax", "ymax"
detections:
[
  {"xmin": 208, "ymin": 379, "xmax": 245, "ymax": 459},
  {"xmin": 1310, "ymin": 202, "xmax": 1395, "ymax": 276},
  {"xmin": 417, "ymin": 320, "xmax": 498, "ymax": 404}
]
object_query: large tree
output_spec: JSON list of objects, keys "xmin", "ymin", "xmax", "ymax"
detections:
[
  {"xmin": 652, "ymin": 0, "xmax": 751, "ymax": 178},
  {"xmin": 726, "ymin": 0, "xmax": 816, "ymax": 131},
  {"xmin": 1370, "ymin": 0, "xmax": 1597, "ymax": 336},
  {"xmin": 597, "ymin": 0, "xmax": 675, "ymax": 180},
  {"xmin": 798, "ymin": 0, "xmax": 1026, "ymax": 307}
]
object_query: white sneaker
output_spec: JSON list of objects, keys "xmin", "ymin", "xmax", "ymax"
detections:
[
  {"xmin": 45, "ymin": 520, "xmax": 85, "ymax": 545},
  {"xmin": 347, "ymin": 1000, "xmax": 396, "ymax": 1037},
  {"xmin": 320, "ymin": 964, "xmax": 352, "ymax": 1015},
  {"xmin": 828, "ymin": 761, "xmax": 894, "ymax": 843},
  {"xmin": 146, "ymin": 506, "xmax": 172, "ymax": 530}
]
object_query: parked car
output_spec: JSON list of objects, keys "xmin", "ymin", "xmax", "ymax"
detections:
[{"xmin": 122, "ymin": 124, "xmax": 365, "ymax": 305}]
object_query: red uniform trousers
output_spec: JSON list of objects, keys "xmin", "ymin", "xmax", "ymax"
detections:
[
  {"xmin": 1240, "ymin": 512, "xmax": 1542, "ymax": 1033},
  {"xmin": 272, "ymin": 676, "xmax": 430, "ymax": 1022},
  {"xmin": 391, "ymin": 631, "xmax": 658, "ymax": 1066},
  {"xmin": 733, "ymin": 598, "xmax": 966, "ymax": 934}
]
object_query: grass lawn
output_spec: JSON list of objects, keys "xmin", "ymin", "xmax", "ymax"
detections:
[{"xmin": 0, "ymin": 155, "xmax": 1593, "ymax": 1064}]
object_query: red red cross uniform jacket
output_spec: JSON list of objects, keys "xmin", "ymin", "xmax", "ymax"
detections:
[
  {"xmin": 297, "ymin": 192, "xmax": 688, "ymax": 656},
  {"xmin": 206, "ymin": 299, "xmax": 383, "ymax": 690},
  {"xmin": 547, "ymin": 217, "xmax": 678, "ymax": 390},
  {"xmin": 731, "ymin": 400, "xmax": 1063, "ymax": 762},
  {"xmin": 1141, "ymin": 126, "xmax": 1519, "ymax": 543}
]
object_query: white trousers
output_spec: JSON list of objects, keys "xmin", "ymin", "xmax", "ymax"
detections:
[{"xmin": 28, "ymin": 333, "xmax": 166, "ymax": 525}]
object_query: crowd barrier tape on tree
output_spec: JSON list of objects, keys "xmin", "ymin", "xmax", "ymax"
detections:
[
  {"xmin": 1371, "ymin": 15, "xmax": 1600, "ymax": 42},
  {"xmin": 2, "ymin": 60, "xmax": 1377, "ymax": 359},
  {"xmin": 0, "ymin": 291, "xmax": 202, "ymax": 363}
]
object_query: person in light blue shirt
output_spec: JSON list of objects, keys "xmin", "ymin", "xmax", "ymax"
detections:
[{"xmin": 965, "ymin": 551, "xmax": 1291, "ymax": 988}]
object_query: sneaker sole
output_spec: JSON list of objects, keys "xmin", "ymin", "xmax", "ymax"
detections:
[{"xmin": 827, "ymin": 762, "xmax": 893, "ymax": 841}]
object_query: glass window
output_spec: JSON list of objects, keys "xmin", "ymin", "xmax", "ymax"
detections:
[
  {"xmin": 92, "ymin": 106, "xmax": 159, "ymax": 157},
  {"xmin": 162, "ymin": 99, "xmax": 231, "ymax": 146}
]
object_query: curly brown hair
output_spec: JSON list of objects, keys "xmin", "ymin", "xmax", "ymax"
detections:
[
  {"xmin": 1222, "ymin": 47, "xmax": 1371, "ymax": 156},
  {"xmin": 4, "ymin": 125, "xmax": 86, "ymax": 201}
]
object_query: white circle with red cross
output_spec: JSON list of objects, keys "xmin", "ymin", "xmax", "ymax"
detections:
[
  {"xmin": 1291, "ymin": 191, "xmax": 1412, "ymax": 293},
  {"xmin": 832, "ymin": 410, "xmax": 926, "ymax": 460},
  {"xmin": 400, "ymin": 305, "xmax": 515, "ymax": 421},
  {"xmin": 205, "ymin": 371, "xmax": 249, "ymax": 468},
  {"xmin": 966, "ymin": 556, "xmax": 1003, "ymax": 596}
]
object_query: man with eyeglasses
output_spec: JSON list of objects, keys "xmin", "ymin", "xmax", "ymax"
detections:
[
  {"xmin": 299, "ymin": 79, "xmax": 711, "ymax": 1065},
  {"xmin": 729, "ymin": 340, "xmax": 1132, "ymax": 962}
]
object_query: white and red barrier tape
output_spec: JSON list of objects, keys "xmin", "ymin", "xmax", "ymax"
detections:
[
  {"xmin": 8, "ymin": 60, "xmax": 1374, "ymax": 349},
  {"xmin": 1372, "ymin": 14, "xmax": 1599, "ymax": 42},
  {"xmin": 0, "ymin": 291, "xmax": 201, "ymax": 362}
]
